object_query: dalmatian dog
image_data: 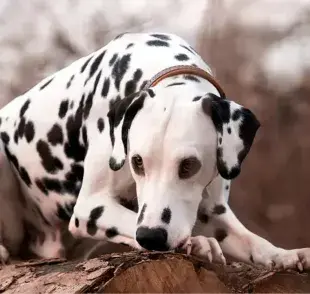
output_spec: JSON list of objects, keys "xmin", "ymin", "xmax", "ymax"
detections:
[{"xmin": 0, "ymin": 32, "xmax": 309, "ymax": 269}]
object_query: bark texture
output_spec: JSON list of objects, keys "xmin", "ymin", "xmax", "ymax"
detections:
[{"xmin": 1, "ymin": 251, "xmax": 310, "ymax": 293}]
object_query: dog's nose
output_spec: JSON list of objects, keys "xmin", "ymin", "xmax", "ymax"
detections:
[{"xmin": 136, "ymin": 226, "xmax": 168, "ymax": 251}]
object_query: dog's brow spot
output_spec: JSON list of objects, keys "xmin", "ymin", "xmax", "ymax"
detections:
[
  {"xmin": 192, "ymin": 95, "xmax": 202, "ymax": 102},
  {"xmin": 249, "ymin": 254, "xmax": 254, "ymax": 263},
  {"xmin": 161, "ymin": 207, "xmax": 171, "ymax": 224},
  {"xmin": 106, "ymin": 227, "xmax": 119, "ymax": 238},
  {"xmin": 75, "ymin": 217, "xmax": 79, "ymax": 228},
  {"xmin": 215, "ymin": 228, "xmax": 227, "ymax": 242},
  {"xmin": 213, "ymin": 204, "xmax": 226, "ymax": 215},
  {"xmin": 137, "ymin": 203, "xmax": 147, "ymax": 224},
  {"xmin": 227, "ymin": 127, "xmax": 231, "ymax": 134}
]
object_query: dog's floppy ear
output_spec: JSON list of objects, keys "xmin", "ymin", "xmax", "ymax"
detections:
[
  {"xmin": 201, "ymin": 93, "xmax": 260, "ymax": 179},
  {"xmin": 107, "ymin": 91, "xmax": 148, "ymax": 171}
]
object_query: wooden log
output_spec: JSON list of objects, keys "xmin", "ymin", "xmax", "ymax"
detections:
[{"xmin": 0, "ymin": 251, "xmax": 309, "ymax": 293}]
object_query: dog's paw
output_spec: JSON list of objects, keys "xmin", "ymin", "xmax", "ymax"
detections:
[
  {"xmin": 30, "ymin": 230, "xmax": 65, "ymax": 259},
  {"xmin": 250, "ymin": 245, "xmax": 302, "ymax": 271},
  {"xmin": 183, "ymin": 235, "xmax": 226, "ymax": 264},
  {"xmin": 294, "ymin": 248, "xmax": 310, "ymax": 270},
  {"xmin": 0, "ymin": 244, "xmax": 10, "ymax": 265}
]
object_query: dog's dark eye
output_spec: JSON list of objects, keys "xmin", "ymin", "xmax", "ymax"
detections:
[
  {"xmin": 178, "ymin": 157, "xmax": 201, "ymax": 179},
  {"xmin": 131, "ymin": 154, "xmax": 145, "ymax": 175}
]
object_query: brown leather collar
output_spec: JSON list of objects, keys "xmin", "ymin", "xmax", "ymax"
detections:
[{"xmin": 142, "ymin": 65, "xmax": 226, "ymax": 98}]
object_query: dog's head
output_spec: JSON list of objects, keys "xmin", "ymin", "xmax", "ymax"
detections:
[{"xmin": 108, "ymin": 85, "xmax": 260, "ymax": 251}]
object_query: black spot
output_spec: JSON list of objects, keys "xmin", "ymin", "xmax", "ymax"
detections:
[
  {"xmin": 147, "ymin": 89, "xmax": 155, "ymax": 98},
  {"xmin": 59, "ymin": 100, "xmax": 69, "ymax": 119},
  {"xmin": 70, "ymin": 101, "xmax": 74, "ymax": 109},
  {"xmin": 0, "ymin": 117, "xmax": 2, "ymax": 126},
  {"xmin": 193, "ymin": 96, "xmax": 202, "ymax": 102},
  {"xmin": 225, "ymin": 185, "xmax": 229, "ymax": 190},
  {"xmin": 39, "ymin": 77, "xmax": 54, "ymax": 90},
  {"xmin": 19, "ymin": 166, "xmax": 31, "ymax": 187},
  {"xmin": 166, "ymin": 82, "xmax": 185, "ymax": 87},
  {"xmin": 85, "ymin": 50, "xmax": 106, "ymax": 85},
  {"xmin": 66, "ymin": 75, "xmax": 75, "ymax": 88},
  {"xmin": 24, "ymin": 121, "xmax": 35, "ymax": 143},
  {"xmin": 250, "ymin": 254, "xmax": 254, "ymax": 263},
  {"xmin": 109, "ymin": 54, "xmax": 118, "ymax": 66},
  {"xmin": 97, "ymin": 118, "xmax": 104, "ymax": 133},
  {"xmin": 137, "ymin": 204, "xmax": 147, "ymax": 225},
  {"xmin": 64, "ymin": 95, "xmax": 87, "ymax": 162},
  {"xmin": 83, "ymin": 92, "xmax": 93, "ymax": 119},
  {"xmin": 146, "ymin": 40, "xmax": 169, "ymax": 47},
  {"xmin": 121, "ymin": 93, "xmax": 147, "ymax": 155},
  {"xmin": 112, "ymin": 54, "xmax": 131, "ymax": 90},
  {"xmin": 82, "ymin": 125, "xmax": 88, "ymax": 150},
  {"xmin": 219, "ymin": 137, "xmax": 222, "ymax": 145},
  {"xmin": 0, "ymin": 132, "xmax": 10, "ymax": 145},
  {"xmin": 232, "ymin": 109, "xmax": 241, "ymax": 121},
  {"xmin": 101, "ymin": 78, "xmax": 110, "ymax": 98},
  {"xmin": 180, "ymin": 44, "xmax": 197, "ymax": 55},
  {"xmin": 80, "ymin": 55, "xmax": 93, "ymax": 73},
  {"xmin": 35, "ymin": 179, "xmax": 48, "ymax": 195},
  {"xmin": 175, "ymin": 53, "xmax": 189, "ymax": 61},
  {"xmin": 227, "ymin": 127, "xmax": 231, "ymax": 134},
  {"xmin": 184, "ymin": 75, "xmax": 200, "ymax": 82},
  {"xmin": 109, "ymin": 95, "xmax": 122, "ymax": 110},
  {"xmin": 161, "ymin": 207, "xmax": 171, "ymax": 224},
  {"xmin": 215, "ymin": 228, "xmax": 227, "ymax": 242},
  {"xmin": 4, "ymin": 146, "xmax": 19, "ymax": 170},
  {"xmin": 47, "ymin": 124, "xmax": 63, "ymax": 146},
  {"xmin": 140, "ymin": 80, "xmax": 148, "ymax": 90},
  {"xmin": 43, "ymin": 177, "xmax": 62, "ymax": 193},
  {"xmin": 36, "ymin": 140, "xmax": 63, "ymax": 174},
  {"xmin": 150, "ymin": 34, "xmax": 171, "ymax": 41},
  {"xmin": 213, "ymin": 204, "xmax": 226, "ymax": 215},
  {"xmin": 20, "ymin": 99, "xmax": 30, "ymax": 117},
  {"xmin": 124, "ymin": 68, "xmax": 143, "ymax": 97},
  {"xmin": 92, "ymin": 70, "xmax": 102, "ymax": 95},
  {"xmin": 126, "ymin": 43, "xmax": 134, "ymax": 49},
  {"xmin": 114, "ymin": 32, "xmax": 127, "ymax": 40},
  {"xmin": 87, "ymin": 206, "xmax": 104, "ymax": 236},
  {"xmin": 62, "ymin": 163, "xmax": 84, "ymax": 196},
  {"xmin": 17, "ymin": 117, "xmax": 26, "ymax": 139},
  {"xmin": 105, "ymin": 227, "xmax": 119, "ymax": 238},
  {"xmin": 75, "ymin": 217, "xmax": 79, "ymax": 227},
  {"xmin": 197, "ymin": 206, "xmax": 209, "ymax": 224},
  {"xmin": 125, "ymin": 81, "xmax": 136, "ymax": 97},
  {"xmin": 56, "ymin": 203, "xmax": 72, "ymax": 221}
]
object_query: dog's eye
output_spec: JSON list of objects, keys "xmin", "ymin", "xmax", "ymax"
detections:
[
  {"xmin": 179, "ymin": 157, "xmax": 201, "ymax": 179},
  {"xmin": 131, "ymin": 154, "xmax": 145, "ymax": 175}
]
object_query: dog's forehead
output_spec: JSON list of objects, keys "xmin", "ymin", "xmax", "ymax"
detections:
[{"xmin": 129, "ymin": 96, "xmax": 217, "ymax": 156}]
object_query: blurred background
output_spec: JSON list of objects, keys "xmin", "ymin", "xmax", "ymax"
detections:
[{"xmin": 0, "ymin": 0, "xmax": 309, "ymax": 250}]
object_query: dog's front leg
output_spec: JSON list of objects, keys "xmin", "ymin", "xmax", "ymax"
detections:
[
  {"xmin": 68, "ymin": 134, "xmax": 140, "ymax": 250},
  {"xmin": 194, "ymin": 175, "xmax": 310, "ymax": 270}
]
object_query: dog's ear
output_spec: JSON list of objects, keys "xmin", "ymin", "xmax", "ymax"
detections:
[
  {"xmin": 107, "ymin": 91, "xmax": 148, "ymax": 171},
  {"xmin": 201, "ymin": 93, "xmax": 260, "ymax": 179}
]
